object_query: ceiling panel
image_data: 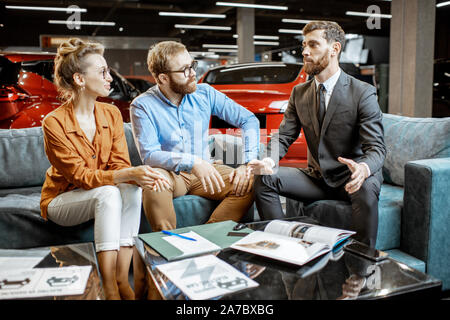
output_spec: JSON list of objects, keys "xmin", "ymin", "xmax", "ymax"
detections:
[{"xmin": 1, "ymin": 0, "xmax": 394, "ymax": 51}]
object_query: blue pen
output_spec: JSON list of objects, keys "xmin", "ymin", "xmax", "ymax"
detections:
[{"xmin": 162, "ymin": 230, "xmax": 197, "ymax": 241}]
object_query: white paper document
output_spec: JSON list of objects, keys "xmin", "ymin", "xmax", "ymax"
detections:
[
  {"xmin": 156, "ymin": 254, "xmax": 259, "ymax": 300},
  {"xmin": 0, "ymin": 266, "xmax": 92, "ymax": 299},
  {"xmin": 162, "ymin": 231, "xmax": 221, "ymax": 259}
]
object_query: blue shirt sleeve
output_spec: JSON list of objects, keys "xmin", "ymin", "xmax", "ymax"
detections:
[
  {"xmin": 130, "ymin": 100, "xmax": 196, "ymax": 173},
  {"xmin": 207, "ymin": 85, "xmax": 260, "ymax": 162}
]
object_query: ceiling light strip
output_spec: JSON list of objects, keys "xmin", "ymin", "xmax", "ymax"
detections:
[
  {"xmin": 49, "ymin": 20, "xmax": 116, "ymax": 26},
  {"xmin": 345, "ymin": 11, "xmax": 392, "ymax": 18},
  {"xmin": 208, "ymin": 48, "xmax": 238, "ymax": 52},
  {"xmin": 278, "ymin": 29, "xmax": 303, "ymax": 34},
  {"xmin": 436, "ymin": 1, "xmax": 450, "ymax": 7},
  {"xmin": 190, "ymin": 51, "xmax": 218, "ymax": 55},
  {"xmin": 254, "ymin": 41, "xmax": 279, "ymax": 46},
  {"xmin": 175, "ymin": 24, "xmax": 231, "ymax": 30},
  {"xmin": 204, "ymin": 42, "xmax": 279, "ymax": 48},
  {"xmin": 216, "ymin": 1, "xmax": 288, "ymax": 10},
  {"xmin": 281, "ymin": 18, "xmax": 312, "ymax": 24},
  {"xmin": 6, "ymin": 5, "xmax": 87, "ymax": 12},
  {"xmin": 159, "ymin": 12, "xmax": 226, "ymax": 18},
  {"xmin": 203, "ymin": 44, "xmax": 238, "ymax": 48},
  {"xmin": 233, "ymin": 34, "xmax": 279, "ymax": 40}
]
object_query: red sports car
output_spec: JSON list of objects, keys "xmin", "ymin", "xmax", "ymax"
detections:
[
  {"xmin": 199, "ymin": 62, "xmax": 309, "ymax": 168},
  {"xmin": 0, "ymin": 52, "xmax": 139, "ymax": 129}
]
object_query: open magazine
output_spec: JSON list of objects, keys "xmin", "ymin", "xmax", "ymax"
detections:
[{"xmin": 230, "ymin": 219, "xmax": 355, "ymax": 266}]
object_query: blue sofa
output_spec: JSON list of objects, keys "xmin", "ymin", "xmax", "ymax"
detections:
[
  {"xmin": 286, "ymin": 113, "xmax": 450, "ymax": 290},
  {"xmin": 0, "ymin": 124, "xmax": 256, "ymax": 250}
]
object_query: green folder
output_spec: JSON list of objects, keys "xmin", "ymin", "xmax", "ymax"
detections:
[{"xmin": 138, "ymin": 220, "xmax": 253, "ymax": 261}]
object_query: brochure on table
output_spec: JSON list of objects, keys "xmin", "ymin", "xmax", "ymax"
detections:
[
  {"xmin": 230, "ymin": 219, "xmax": 355, "ymax": 266},
  {"xmin": 0, "ymin": 266, "xmax": 92, "ymax": 299},
  {"xmin": 156, "ymin": 254, "xmax": 259, "ymax": 300}
]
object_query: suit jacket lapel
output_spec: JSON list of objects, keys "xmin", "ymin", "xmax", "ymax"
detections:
[{"xmin": 321, "ymin": 71, "xmax": 349, "ymax": 135}]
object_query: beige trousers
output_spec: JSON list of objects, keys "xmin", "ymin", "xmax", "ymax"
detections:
[{"xmin": 142, "ymin": 164, "xmax": 254, "ymax": 231}]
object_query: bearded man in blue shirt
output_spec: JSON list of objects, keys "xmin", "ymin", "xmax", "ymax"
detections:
[{"xmin": 130, "ymin": 41, "xmax": 260, "ymax": 231}]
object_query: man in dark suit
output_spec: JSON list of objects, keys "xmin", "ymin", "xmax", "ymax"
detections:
[{"xmin": 248, "ymin": 21, "xmax": 386, "ymax": 248}]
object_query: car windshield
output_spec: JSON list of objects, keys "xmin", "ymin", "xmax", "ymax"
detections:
[
  {"xmin": 21, "ymin": 59, "xmax": 55, "ymax": 82},
  {"xmin": 0, "ymin": 56, "xmax": 21, "ymax": 85},
  {"xmin": 109, "ymin": 69, "xmax": 140, "ymax": 101},
  {"xmin": 203, "ymin": 63, "xmax": 302, "ymax": 85}
]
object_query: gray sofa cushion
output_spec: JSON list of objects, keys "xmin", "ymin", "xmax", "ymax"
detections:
[
  {"xmin": 0, "ymin": 186, "xmax": 42, "ymax": 197},
  {"xmin": 382, "ymin": 114, "xmax": 450, "ymax": 186},
  {"xmin": 0, "ymin": 128, "xmax": 50, "ymax": 188},
  {"xmin": 0, "ymin": 192, "xmax": 95, "ymax": 249},
  {"xmin": 123, "ymin": 123, "xmax": 143, "ymax": 166}
]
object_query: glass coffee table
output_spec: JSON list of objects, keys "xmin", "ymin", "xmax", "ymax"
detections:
[
  {"xmin": 0, "ymin": 242, "xmax": 103, "ymax": 300},
  {"xmin": 135, "ymin": 217, "xmax": 442, "ymax": 300}
]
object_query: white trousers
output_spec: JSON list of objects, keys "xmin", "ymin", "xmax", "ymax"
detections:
[{"xmin": 47, "ymin": 184, "xmax": 142, "ymax": 252}]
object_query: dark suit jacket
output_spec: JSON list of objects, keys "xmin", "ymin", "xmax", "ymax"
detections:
[{"xmin": 267, "ymin": 70, "xmax": 386, "ymax": 188}]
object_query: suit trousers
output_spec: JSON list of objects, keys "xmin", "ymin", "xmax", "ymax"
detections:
[
  {"xmin": 47, "ymin": 183, "xmax": 142, "ymax": 252},
  {"xmin": 142, "ymin": 164, "xmax": 254, "ymax": 231},
  {"xmin": 254, "ymin": 167, "xmax": 381, "ymax": 248}
]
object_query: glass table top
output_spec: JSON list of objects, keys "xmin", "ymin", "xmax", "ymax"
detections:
[{"xmin": 135, "ymin": 217, "xmax": 442, "ymax": 300}]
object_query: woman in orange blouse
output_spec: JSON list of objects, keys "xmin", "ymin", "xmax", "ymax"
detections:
[{"xmin": 40, "ymin": 38, "xmax": 169, "ymax": 300}]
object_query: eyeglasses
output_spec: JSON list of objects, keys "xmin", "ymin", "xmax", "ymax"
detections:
[
  {"xmin": 100, "ymin": 67, "xmax": 111, "ymax": 80},
  {"xmin": 164, "ymin": 60, "xmax": 198, "ymax": 78},
  {"xmin": 80, "ymin": 66, "xmax": 111, "ymax": 79}
]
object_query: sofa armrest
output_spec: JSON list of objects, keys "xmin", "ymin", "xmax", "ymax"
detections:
[{"xmin": 402, "ymin": 157, "xmax": 450, "ymax": 289}]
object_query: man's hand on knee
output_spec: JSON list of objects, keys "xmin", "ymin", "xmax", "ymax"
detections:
[
  {"xmin": 338, "ymin": 157, "xmax": 370, "ymax": 194},
  {"xmin": 192, "ymin": 158, "xmax": 225, "ymax": 195},
  {"xmin": 229, "ymin": 164, "xmax": 254, "ymax": 196}
]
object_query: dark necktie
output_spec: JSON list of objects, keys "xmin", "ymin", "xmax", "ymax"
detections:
[{"xmin": 317, "ymin": 84, "xmax": 326, "ymax": 129}]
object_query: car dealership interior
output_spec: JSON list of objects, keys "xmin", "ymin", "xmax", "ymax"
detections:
[{"xmin": 0, "ymin": 0, "xmax": 449, "ymax": 303}]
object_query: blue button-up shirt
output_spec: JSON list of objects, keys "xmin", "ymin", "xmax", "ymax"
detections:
[{"xmin": 130, "ymin": 83, "xmax": 260, "ymax": 173}]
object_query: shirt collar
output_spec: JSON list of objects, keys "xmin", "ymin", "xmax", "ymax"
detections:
[
  {"xmin": 155, "ymin": 85, "xmax": 181, "ymax": 108},
  {"xmin": 64, "ymin": 102, "xmax": 80, "ymax": 134},
  {"xmin": 314, "ymin": 68, "xmax": 341, "ymax": 93},
  {"xmin": 64, "ymin": 101, "xmax": 108, "ymax": 134}
]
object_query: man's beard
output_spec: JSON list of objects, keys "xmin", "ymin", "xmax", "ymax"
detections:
[
  {"xmin": 169, "ymin": 75, "xmax": 197, "ymax": 95},
  {"xmin": 304, "ymin": 49, "xmax": 330, "ymax": 76}
]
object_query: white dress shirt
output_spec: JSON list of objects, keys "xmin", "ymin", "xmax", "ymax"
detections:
[{"xmin": 314, "ymin": 68, "xmax": 341, "ymax": 110}]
